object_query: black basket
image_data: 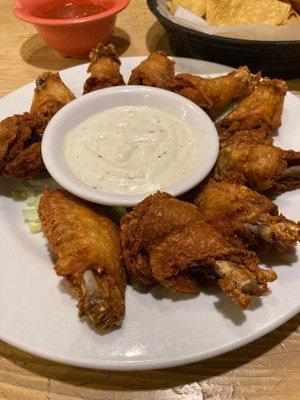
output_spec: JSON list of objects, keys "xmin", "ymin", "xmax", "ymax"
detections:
[{"xmin": 147, "ymin": 0, "xmax": 300, "ymax": 79}]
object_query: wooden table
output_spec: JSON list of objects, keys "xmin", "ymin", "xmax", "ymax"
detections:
[{"xmin": 0, "ymin": 0, "xmax": 299, "ymax": 399}]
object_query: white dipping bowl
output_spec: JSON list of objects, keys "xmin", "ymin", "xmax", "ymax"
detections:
[{"xmin": 42, "ymin": 86, "xmax": 219, "ymax": 206}]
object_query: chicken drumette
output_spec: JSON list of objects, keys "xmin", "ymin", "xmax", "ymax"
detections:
[
  {"xmin": 83, "ymin": 43, "xmax": 125, "ymax": 94},
  {"xmin": 128, "ymin": 51, "xmax": 175, "ymax": 89},
  {"xmin": 214, "ymin": 136, "xmax": 300, "ymax": 193},
  {"xmin": 195, "ymin": 180, "xmax": 300, "ymax": 252},
  {"xmin": 120, "ymin": 192, "xmax": 277, "ymax": 309},
  {"xmin": 168, "ymin": 66, "xmax": 260, "ymax": 118},
  {"xmin": 31, "ymin": 71, "xmax": 75, "ymax": 137},
  {"xmin": 0, "ymin": 72, "xmax": 75, "ymax": 180},
  {"xmin": 216, "ymin": 78, "xmax": 287, "ymax": 145}
]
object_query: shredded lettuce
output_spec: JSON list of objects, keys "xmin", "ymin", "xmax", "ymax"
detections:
[
  {"xmin": 131, "ymin": 278, "xmax": 149, "ymax": 293},
  {"xmin": 11, "ymin": 190, "xmax": 30, "ymax": 201},
  {"xmin": 104, "ymin": 205, "xmax": 129, "ymax": 223},
  {"xmin": 11, "ymin": 183, "xmax": 43, "ymax": 234},
  {"xmin": 214, "ymin": 102, "xmax": 236, "ymax": 123},
  {"xmin": 112, "ymin": 206, "xmax": 128, "ymax": 218},
  {"xmin": 22, "ymin": 193, "xmax": 42, "ymax": 233},
  {"xmin": 11, "ymin": 182, "xmax": 129, "ymax": 233}
]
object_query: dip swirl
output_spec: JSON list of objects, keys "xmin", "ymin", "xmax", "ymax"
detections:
[{"xmin": 64, "ymin": 105, "xmax": 203, "ymax": 194}]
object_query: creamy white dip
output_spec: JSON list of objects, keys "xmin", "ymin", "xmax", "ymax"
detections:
[{"xmin": 64, "ymin": 106, "xmax": 203, "ymax": 194}]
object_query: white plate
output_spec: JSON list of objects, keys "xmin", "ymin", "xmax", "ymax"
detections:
[{"xmin": 0, "ymin": 57, "xmax": 299, "ymax": 371}]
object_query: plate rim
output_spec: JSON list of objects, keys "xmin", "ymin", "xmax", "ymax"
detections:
[
  {"xmin": 0, "ymin": 56, "xmax": 299, "ymax": 371},
  {"xmin": 0, "ymin": 302, "xmax": 299, "ymax": 370}
]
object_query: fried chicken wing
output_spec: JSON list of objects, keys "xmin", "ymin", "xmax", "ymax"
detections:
[
  {"xmin": 214, "ymin": 136, "xmax": 300, "ymax": 193},
  {"xmin": 120, "ymin": 192, "xmax": 276, "ymax": 308},
  {"xmin": 216, "ymin": 78, "xmax": 287, "ymax": 144},
  {"xmin": 0, "ymin": 113, "xmax": 47, "ymax": 179},
  {"xmin": 0, "ymin": 72, "xmax": 75, "ymax": 180},
  {"xmin": 3, "ymin": 142, "xmax": 45, "ymax": 180},
  {"xmin": 38, "ymin": 188, "xmax": 126, "ymax": 331},
  {"xmin": 195, "ymin": 181, "xmax": 300, "ymax": 252},
  {"xmin": 31, "ymin": 72, "xmax": 75, "ymax": 137},
  {"xmin": 167, "ymin": 66, "xmax": 260, "ymax": 118},
  {"xmin": 128, "ymin": 51, "xmax": 175, "ymax": 88},
  {"xmin": 83, "ymin": 43, "xmax": 125, "ymax": 94}
]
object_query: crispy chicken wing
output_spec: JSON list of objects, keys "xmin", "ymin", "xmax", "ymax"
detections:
[
  {"xmin": 214, "ymin": 136, "xmax": 300, "ymax": 193},
  {"xmin": 3, "ymin": 142, "xmax": 45, "ymax": 180},
  {"xmin": 120, "ymin": 192, "xmax": 276, "ymax": 309},
  {"xmin": 0, "ymin": 72, "xmax": 75, "ymax": 180},
  {"xmin": 128, "ymin": 51, "xmax": 175, "ymax": 88},
  {"xmin": 0, "ymin": 113, "xmax": 46, "ymax": 179},
  {"xmin": 167, "ymin": 66, "xmax": 260, "ymax": 118},
  {"xmin": 195, "ymin": 181, "xmax": 300, "ymax": 252},
  {"xmin": 31, "ymin": 72, "xmax": 75, "ymax": 137},
  {"xmin": 83, "ymin": 43, "xmax": 125, "ymax": 94},
  {"xmin": 38, "ymin": 188, "xmax": 126, "ymax": 331},
  {"xmin": 216, "ymin": 78, "xmax": 287, "ymax": 144}
]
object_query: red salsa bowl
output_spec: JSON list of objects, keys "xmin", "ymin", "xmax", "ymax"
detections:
[{"xmin": 13, "ymin": 0, "xmax": 130, "ymax": 58}]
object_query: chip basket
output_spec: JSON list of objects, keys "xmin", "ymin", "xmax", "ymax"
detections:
[{"xmin": 147, "ymin": 0, "xmax": 300, "ymax": 79}]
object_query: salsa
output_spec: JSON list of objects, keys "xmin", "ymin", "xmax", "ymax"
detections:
[{"xmin": 32, "ymin": 0, "xmax": 109, "ymax": 19}]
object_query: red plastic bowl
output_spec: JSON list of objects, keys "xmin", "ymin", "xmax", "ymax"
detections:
[{"xmin": 13, "ymin": 0, "xmax": 130, "ymax": 58}]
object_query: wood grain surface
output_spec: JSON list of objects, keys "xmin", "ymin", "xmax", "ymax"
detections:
[{"xmin": 0, "ymin": 0, "xmax": 299, "ymax": 399}]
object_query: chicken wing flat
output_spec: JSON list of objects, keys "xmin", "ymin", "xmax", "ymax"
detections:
[
  {"xmin": 31, "ymin": 72, "xmax": 75, "ymax": 137},
  {"xmin": 128, "ymin": 51, "xmax": 175, "ymax": 89},
  {"xmin": 195, "ymin": 180, "xmax": 300, "ymax": 252},
  {"xmin": 120, "ymin": 192, "xmax": 276, "ymax": 309},
  {"xmin": 167, "ymin": 66, "xmax": 260, "ymax": 118},
  {"xmin": 214, "ymin": 136, "xmax": 300, "ymax": 193},
  {"xmin": 216, "ymin": 78, "xmax": 287, "ymax": 144},
  {"xmin": 0, "ymin": 72, "xmax": 75, "ymax": 180},
  {"xmin": 38, "ymin": 188, "xmax": 126, "ymax": 331},
  {"xmin": 83, "ymin": 43, "xmax": 125, "ymax": 94}
]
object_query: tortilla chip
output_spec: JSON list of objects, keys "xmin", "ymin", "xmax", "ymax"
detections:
[
  {"xmin": 167, "ymin": 0, "xmax": 206, "ymax": 17},
  {"xmin": 206, "ymin": 0, "xmax": 291, "ymax": 26},
  {"xmin": 287, "ymin": 8, "xmax": 300, "ymax": 22}
]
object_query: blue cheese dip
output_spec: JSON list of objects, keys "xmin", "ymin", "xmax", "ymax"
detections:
[{"xmin": 64, "ymin": 105, "xmax": 203, "ymax": 194}]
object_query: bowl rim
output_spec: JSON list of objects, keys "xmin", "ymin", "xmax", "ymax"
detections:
[
  {"xmin": 42, "ymin": 85, "xmax": 219, "ymax": 207},
  {"xmin": 13, "ymin": 0, "xmax": 130, "ymax": 26},
  {"xmin": 147, "ymin": 0, "xmax": 300, "ymax": 45}
]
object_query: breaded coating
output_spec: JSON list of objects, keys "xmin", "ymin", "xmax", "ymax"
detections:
[
  {"xmin": 0, "ymin": 72, "xmax": 75, "ymax": 180},
  {"xmin": 0, "ymin": 113, "xmax": 47, "ymax": 179},
  {"xmin": 31, "ymin": 72, "xmax": 75, "ymax": 136},
  {"xmin": 168, "ymin": 66, "xmax": 260, "ymax": 118},
  {"xmin": 221, "ymin": 128, "xmax": 274, "ymax": 147},
  {"xmin": 121, "ymin": 192, "xmax": 201, "ymax": 289},
  {"xmin": 217, "ymin": 78, "xmax": 287, "ymax": 144},
  {"xmin": 214, "ymin": 136, "xmax": 300, "ymax": 193},
  {"xmin": 38, "ymin": 188, "xmax": 126, "ymax": 331},
  {"xmin": 4, "ymin": 142, "xmax": 45, "ymax": 180},
  {"xmin": 120, "ymin": 192, "xmax": 276, "ymax": 309},
  {"xmin": 83, "ymin": 43, "xmax": 125, "ymax": 94},
  {"xmin": 195, "ymin": 181, "xmax": 300, "ymax": 252},
  {"xmin": 128, "ymin": 51, "xmax": 175, "ymax": 88}
]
